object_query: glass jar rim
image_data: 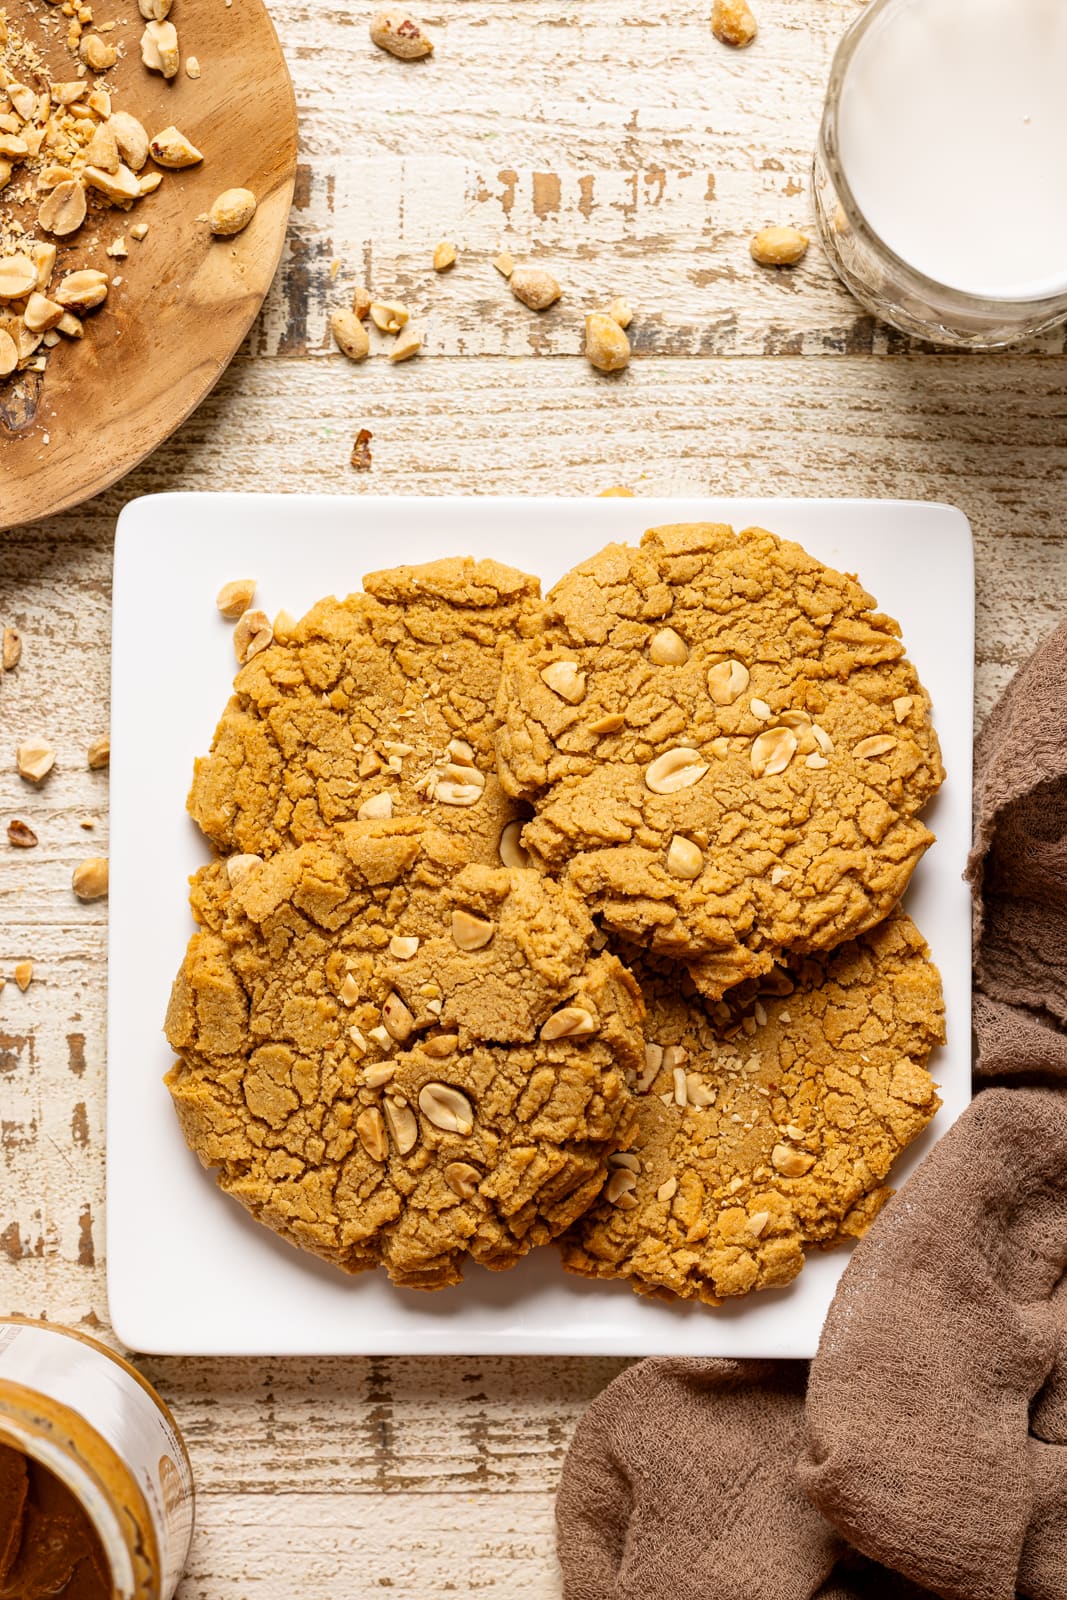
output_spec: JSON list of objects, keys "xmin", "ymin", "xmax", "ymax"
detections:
[{"xmin": 822, "ymin": 0, "xmax": 1067, "ymax": 315}]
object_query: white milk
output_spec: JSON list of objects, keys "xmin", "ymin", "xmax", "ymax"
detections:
[{"xmin": 836, "ymin": 0, "xmax": 1067, "ymax": 300}]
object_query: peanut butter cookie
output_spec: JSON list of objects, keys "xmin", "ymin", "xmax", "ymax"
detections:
[
  {"xmin": 560, "ymin": 909, "xmax": 944, "ymax": 1305},
  {"xmin": 495, "ymin": 523, "xmax": 944, "ymax": 997},
  {"xmin": 189, "ymin": 557, "xmax": 542, "ymax": 867},
  {"xmin": 165, "ymin": 819, "xmax": 643, "ymax": 1289}
]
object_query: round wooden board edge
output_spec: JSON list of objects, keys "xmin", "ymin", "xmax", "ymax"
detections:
[{"xmin": 0, "ymin": 3, "xmax": 299, "ymax": 534}]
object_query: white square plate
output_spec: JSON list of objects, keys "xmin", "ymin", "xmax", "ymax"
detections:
[{"xmin": 108, "ymin": 495, "xmax": 973, "ymax": 1357}]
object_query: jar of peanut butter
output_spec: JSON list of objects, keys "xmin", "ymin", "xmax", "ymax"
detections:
[{"xmin": 0, "ymin": 1319, "xmax": 194, "ymax": 1598}]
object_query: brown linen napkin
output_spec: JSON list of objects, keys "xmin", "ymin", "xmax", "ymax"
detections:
[{"xmin": 557, "ymin": 620, "xmax": 1067, "ymax": 1600}]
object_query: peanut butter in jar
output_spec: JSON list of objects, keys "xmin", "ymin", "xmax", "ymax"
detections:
[
  {"xmin": 0, "ymin": 1320, "xmax": 194, "ymax": 1599},
  {"xmin": 0, "ymin": 1440, "xmax": 112, "ymax": 1597}
]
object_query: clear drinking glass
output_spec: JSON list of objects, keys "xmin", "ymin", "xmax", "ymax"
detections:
[{"xmin": 814, "ymin": 0, "xmax": 1067, "ymax": 348}]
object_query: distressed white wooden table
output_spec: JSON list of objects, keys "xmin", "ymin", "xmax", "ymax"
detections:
[{"xmin": 3, "ymin": 2, "xmax": 1067, "ymax": 1593}]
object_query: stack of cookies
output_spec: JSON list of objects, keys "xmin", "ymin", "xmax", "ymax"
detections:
[{"xmin": 165, "ymin": 523, "xmax": 946, "ymax": 1305}]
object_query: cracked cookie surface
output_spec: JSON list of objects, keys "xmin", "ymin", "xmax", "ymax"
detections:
[
  {"xmin": 189, "ymin": 556, "xmax": 542, "ymax": 867},
  {"xmin": 164, "ymin": 819, "xmax": 643, "ymax": 1289},
  {"xmin": 560, "ymin": 909, "xmax": 944, "ymax": 1305},
  {"xmin": 495, "ymin": 523, "xmax": 944, "ymax": 997}
]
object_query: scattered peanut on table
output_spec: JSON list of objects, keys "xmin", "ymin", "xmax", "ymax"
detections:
[
  {"xmin": 369, "ymin": 8, "xmax": 434, "ymax": 59},
  {"xmin": 750, "ymin": 225, "xmax": 810, "ymax": 266},
  {"xmin": 331, "ymin": 309, "xmax": 370, "ymax": 361},
  {"xmin": 585, "ymin": 312, "xmax": 631, "ymax": 373},
  {"xmin": 712, "ymin": 0, "xmax": 758, "ymax": 47},
  {"xmin": 72, "ymin": 857, "xmax": 109, "ymax": 901},
  {"xmin": 509, "ymin": 267, "xmax": 562, "ymax": 310}
]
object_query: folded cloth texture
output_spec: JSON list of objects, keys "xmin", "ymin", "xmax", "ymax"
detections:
[{"xmin": 556, "ymin": 620, "xmax": 1067, "ymax": 1600}]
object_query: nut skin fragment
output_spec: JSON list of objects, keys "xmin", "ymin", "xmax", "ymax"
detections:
[
  {"xmin": 37, "ymin": 181, "xmax": 86, "ymax": 238},
  {"xmin": 208, "ymin": 188, "xmax": 257, "ymax": 237},
  {"xmin": 433, "ymin": 240, "xmax": 457, "ymax": 271},
  {"xmin": 7, "ymin": 820, "xmax": 37, "ymax": 848},
  {"xmin": 16, "ymin": 739, "xmax": 56, "ymax": 784},
  {"xmin": 584, "ymin": 312, "xmax": 631, "ymax": 373},
  {"xmin": 350, "ymin": 428, "xmax": 373, "ymax": 470},
  {"xmin": 233, "ymin": 609, "xmax": 273, "ymax": 664},
  {"xmin": 509, "ymin": 267, "xmax": 562, "ymax": 310},
  {"xmin": 712, "ymin": 0, "xmax": 758, "ymax": 46},
  {"xmin": 149, "ymin": 126, "xmax": 203, "ymax": 168},
  {"xmin": 330, "ymin": 309, "xmax": 370, "ymax": 361},
  {"xmin": 370, "ymin": 8, "xmax": 434, "ymax": 59},
  {"xmin": 750, "ymin": 226, "xmax": 809, "ymax": 267},
  {"xmin": 72, "ymin": 857, "xmax": 109, "ymax": 900},
  {"xmin": 87, "ymin": 735, "xmax": 110, "ymax": 770},
  {"xmin": 141, "ymin": 20, "xmax": 180, "ymax": 78},
  {"xmin": 216, "ymin": 578, "xmax": 256, "ymax": 618},
  {"xmin": 14, "ymin": 961, "xmax": 33, "ymax": 992}
]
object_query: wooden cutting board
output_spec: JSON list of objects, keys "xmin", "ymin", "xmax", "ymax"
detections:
[{"xmin": 0, "ymin": 0, "xmax": 298, "ymax": 529}]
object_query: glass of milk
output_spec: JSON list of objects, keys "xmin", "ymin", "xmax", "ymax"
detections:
[{"xmin": 814, "ymin": 0, "xmax": 1067, "ymax": 347}]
